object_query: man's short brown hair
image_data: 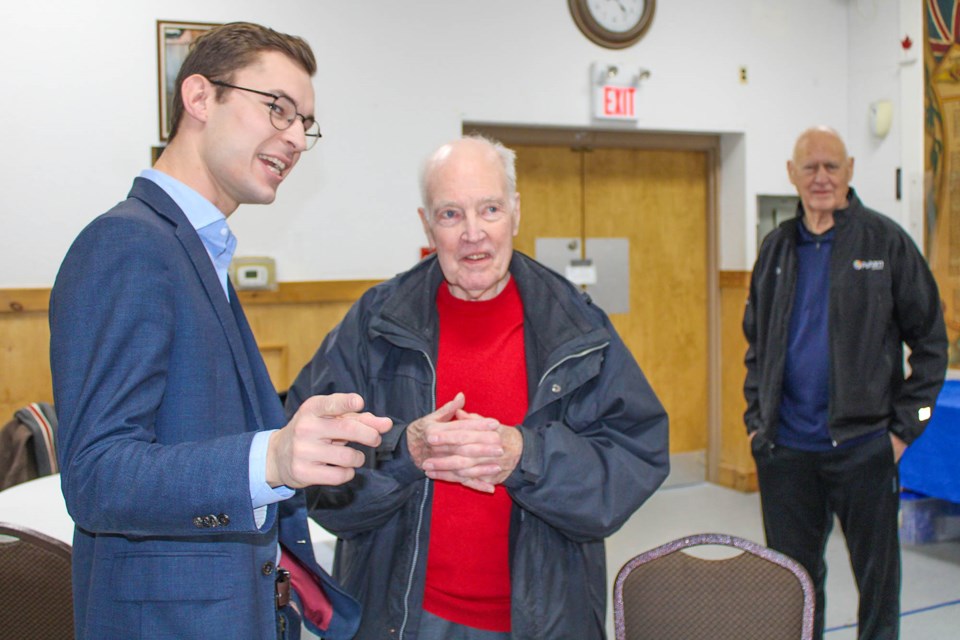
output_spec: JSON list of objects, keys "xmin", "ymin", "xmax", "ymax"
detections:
[{"xmin": 168, "ymin": 22, "xmax": 316, "ymax": 141}]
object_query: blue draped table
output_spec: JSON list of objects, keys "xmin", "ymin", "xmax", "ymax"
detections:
[{"xmin": 899, "ymin": 380, "xmax": 960, "ymax": 504}]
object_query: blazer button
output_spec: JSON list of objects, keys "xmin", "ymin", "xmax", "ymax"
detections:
[
  {"xmin": 192, "ymin": 516, "xmax": 205, "ymax": 528},
  {"xmin": 217, "ymin": 513, "xmax": 230, "ymax": 527},
  {"xmin": 551, "ymin": 384, "xmax": 561, "ymax": 393},
  {"xmin": 262, "ymin": 561, "xmax": 275, "ymax": 576},
  {"xmin": 203, "ymin": 515, "xmax": 218, "ymax": 528}
]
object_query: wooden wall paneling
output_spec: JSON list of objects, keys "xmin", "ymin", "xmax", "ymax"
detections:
[
  {"xmin": 717, "ymin": 271, "xmax": 757, "ymax": 491},
  {"xmin": 239, "ymin": 300, "xmax": 360, "ymax": 392},
  {"xmin": 237, "ymin": 279, "xmax": 380, "ymax": 391},
  {"xmin": 0, "ymin": 281, "xmax": 376, "ymax": 424},
  {"xmin": 0, "ymin": 307, "xmax": 53, "ymax": 424},
  {"xmin": 257, "ymin": 344, "xmax": 290, "ymax": 393}
]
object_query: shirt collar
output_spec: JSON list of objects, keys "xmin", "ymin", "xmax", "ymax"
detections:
[
  {"xmin": 140, "ymin": 169, "xmax": 225, "ymax": 230},
  {"xmin": 140, "ymin": 169, "xmax": 237, "ymax": 298}
]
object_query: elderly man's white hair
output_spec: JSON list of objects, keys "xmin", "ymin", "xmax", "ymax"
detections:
[
  {"xmin": 419, "ymin": 134, "xmax": 518, "ymax": 212},
  {"xmin": 792, "ymin": 125, "xmax": 849, "ymax": 162}
]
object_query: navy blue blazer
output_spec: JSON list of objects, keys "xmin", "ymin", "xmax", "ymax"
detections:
[{"xmin": 50, "ymin": 178, "xmax": 360, "ymax": 639}]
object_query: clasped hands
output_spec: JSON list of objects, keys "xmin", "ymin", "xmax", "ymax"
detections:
[
  {"xmin": 266, "ymin": 393, "xmax": 393, "ymax": 489},
  {"xmin": 407, "ymin": 392, "xmax": 522, "ymax": 494}
]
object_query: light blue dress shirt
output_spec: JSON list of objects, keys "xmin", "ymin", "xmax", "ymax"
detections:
[{"xmin": 139, "ymin": 170, "xmax": 293, "ymax": 520}]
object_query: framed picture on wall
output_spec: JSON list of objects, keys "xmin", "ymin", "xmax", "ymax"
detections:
[{"xmin": 156, "ymin": 20, "xmax": 221, "ymax": 141}]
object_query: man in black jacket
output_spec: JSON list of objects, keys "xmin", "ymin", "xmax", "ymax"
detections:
[{"xmin": 743, "ymin": 126, "xmax": 947, "ymax": 640}]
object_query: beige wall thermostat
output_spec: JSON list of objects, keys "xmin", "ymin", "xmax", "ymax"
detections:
[{"xmin": 231, "ymin": 256, "xmax": 277, "ymax": 291}]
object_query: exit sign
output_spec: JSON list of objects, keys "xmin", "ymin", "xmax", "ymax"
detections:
[
  {"xmin": 590, "ymin": 62, "xmax": 644, "ymax": 122},
  {"xmin": 593, "ymin": 83, "xmax": 639, "ymax": 121},
  {"xmin": 602, "ymin": 85, "xmax": 635, "ymax": 119}
]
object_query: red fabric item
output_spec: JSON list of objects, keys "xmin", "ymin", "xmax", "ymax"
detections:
[
  {"xmin": 423, "ymin": 278, "xmax": 528, "ymax": 632},
  {"xmin": 279, "ymin": 545, "xmax": 333, "ymax": 630}
]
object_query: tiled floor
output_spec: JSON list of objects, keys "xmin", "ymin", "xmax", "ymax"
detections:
[{"xmin": 604, "ymin": 482, "xmax": 960, "ymax": 638}]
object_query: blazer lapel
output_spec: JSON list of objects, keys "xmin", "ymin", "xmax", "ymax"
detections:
[{"xmin": 128, "ymin": 178, "xmax": 266, "ymax": 431}]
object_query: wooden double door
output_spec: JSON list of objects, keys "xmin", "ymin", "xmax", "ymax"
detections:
[{"xmin": 510, "ymin": 143, "xmax": 711, "ymax": 457}]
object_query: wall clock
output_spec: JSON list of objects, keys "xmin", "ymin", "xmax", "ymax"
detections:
[{"xmin": 568, "ymin": 0, "xmax": 656, "ymax": 49}]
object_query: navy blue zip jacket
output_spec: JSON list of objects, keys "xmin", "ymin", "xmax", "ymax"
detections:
[{"xmin": 286, "ymin": 252, "xmax": 669, "ymax": 639}]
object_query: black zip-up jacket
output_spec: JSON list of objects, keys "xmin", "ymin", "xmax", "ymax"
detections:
[
  {"xmin": 743, "ymin": 188, "xmax": 947, "ymax": 447},
  {"xmin": 287, "ymin": 252, "xmax": 669, "ymax": 639}
]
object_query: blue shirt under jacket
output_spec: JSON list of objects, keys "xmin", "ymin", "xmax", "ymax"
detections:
[{"xmin": 777, "ymin": 222, "xmax": 834, "ymax": 451}]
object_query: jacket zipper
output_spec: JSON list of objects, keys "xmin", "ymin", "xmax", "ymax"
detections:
[
  {"xmin": 398, "ymin": 349, "xmax": 438, "ymax": 640},
  {"xmin": 510, "ymin": 341, "xmax": 608, "ymax": 635},
  {"xmin": 397, "ymin": 341, "xmax": 607, "ymax": 637},
  {"xmin": 537, "ymin": 343, "xmax": 609, "ymax": 387}
]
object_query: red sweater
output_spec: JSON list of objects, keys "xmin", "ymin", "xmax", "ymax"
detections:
[{"xmin": 423, "ymin": 278, "xmax": 528, "ymax": 632}]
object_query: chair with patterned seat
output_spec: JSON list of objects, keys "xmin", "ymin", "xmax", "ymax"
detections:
[
  {"xmin": 0, "ymin": 522, "xmax": 74, "ymax": 639},
  {"xmin": 613, "ymin": 533, "xmax": 814, "ymax": 640}
]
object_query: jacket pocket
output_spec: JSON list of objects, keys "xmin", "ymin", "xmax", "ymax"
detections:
[
  {"xmin": 750, "ymin": 433, "xmax": 775, "ymax": 459},
  {"xmin": 112, "ymin": 551, "xmax": 235, "ymax": 601}
]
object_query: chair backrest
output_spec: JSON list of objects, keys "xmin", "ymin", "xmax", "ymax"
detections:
[
  {"xmin": 0, "ymin": 522, "xmax": 74, "ymax": 640},
  {"xmin": 613, "ymin": 533, "xmax": 814, "ymax": 640}
]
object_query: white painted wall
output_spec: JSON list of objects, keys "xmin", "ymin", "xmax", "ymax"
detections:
[
  {"xmin": 899, "ymin": 0, "xmax": 926, "ymax": 248},
  {"xmin": 845, "ymin": 0, "xmax": 924, "ymax": 248},
  {"xmin": 0, "ymin": 0, "xmax": 919, "ymax": 287}
]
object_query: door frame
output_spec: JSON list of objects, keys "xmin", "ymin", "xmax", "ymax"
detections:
[{"xmin": 464, "ymin": 123, "xmax": 722, "ymax": 484}]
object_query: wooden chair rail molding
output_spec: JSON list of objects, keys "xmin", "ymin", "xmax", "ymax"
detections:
[
  {"xmin": 237, "ymin": 280, "xmax": 382, "ymax": 305},
  {"xmin": 0, "ymin": 281, "xmax": 384, "ymax": 314},
  {"xmin": 0, "ymin": 288, "xmax": 51, "ymax": 314}
]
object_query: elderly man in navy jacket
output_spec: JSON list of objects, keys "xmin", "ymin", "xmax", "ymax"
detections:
[{"xmin": 287, "ymin": 135, "xmax": 670, "ymax": 639}]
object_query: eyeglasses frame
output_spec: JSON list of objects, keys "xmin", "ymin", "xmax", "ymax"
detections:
[{"xmin": 208, "ymin": 79, "xmax": 322, "ymax": 149}]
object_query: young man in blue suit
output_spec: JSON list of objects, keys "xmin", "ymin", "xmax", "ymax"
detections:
[{"xmin": 49, "ymin": 22, "xmax": 391, "ymax": 640}]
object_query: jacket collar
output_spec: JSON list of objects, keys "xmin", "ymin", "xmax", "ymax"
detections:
[
  {"xmin": 371, "ymin": 251, "xmax": 610, "ymax": 374},
  {"xmin": 371, "ymin": 255, "xmax": 444, "ymax": 354},
  {"xmin": 791, "ymin": 186, "xmax": 861, "ymax": 228},
  {"xmin": 831, "ymin": 186, "xmax": 861, "ymax": 228}
]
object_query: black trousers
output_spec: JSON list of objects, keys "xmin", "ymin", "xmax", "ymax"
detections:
[{"xmin": 753, "ymin": 432, "xmax": 901, "ymax": 640}]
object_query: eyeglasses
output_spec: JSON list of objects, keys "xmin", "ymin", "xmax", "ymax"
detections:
[{"xmin": 209, "ymin": 79, "xmax": 322, "ymax": 150}]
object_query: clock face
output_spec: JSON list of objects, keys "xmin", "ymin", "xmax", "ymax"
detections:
[
  {"xmin": 587, "ymin": 0, "xmax": 648, "ymax": 34},
  {"xmin": 569, "ymin": 0, "xmax": 656, "ymax": 49}
]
